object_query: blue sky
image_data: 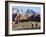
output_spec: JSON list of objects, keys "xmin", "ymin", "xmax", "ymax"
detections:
[{"xmin": 12, "ymin": 6, "xmax": 40, "ymax": 14}]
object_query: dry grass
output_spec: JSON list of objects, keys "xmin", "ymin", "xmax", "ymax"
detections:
[{"xmin": 12, "ymin": 21, "xmax": 40, "ymax": 30}]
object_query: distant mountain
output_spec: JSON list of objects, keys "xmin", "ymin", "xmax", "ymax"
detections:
[
  {"xmin": 12, "ymin": 9, "xmax": 40, "ymax": 23},
  {"xmin": 25, "ymin": 9, "xmax": 40, "ymax": 22},
  {"xmin": 26, "ymin": 9, "xmax": 39, "ymax": 15}
]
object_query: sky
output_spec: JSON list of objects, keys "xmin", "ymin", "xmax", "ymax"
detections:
[{"xmin": 12, "ymin": 6, "xmax": 40, "ymax": 14}]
